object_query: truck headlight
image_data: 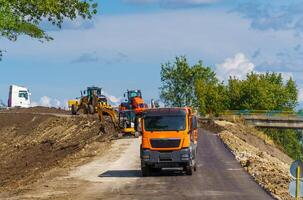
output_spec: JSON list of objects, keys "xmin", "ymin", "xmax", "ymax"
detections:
[
  {"xmin": 181, "ymin": 154, "xmax": 190, "ymax": 160},
  {"xmin": 143, "ymin": 155, "xmax": 150, "ymax": 160}
]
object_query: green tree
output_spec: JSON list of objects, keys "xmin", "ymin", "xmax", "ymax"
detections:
[
  {"xmin": 160, "ymin": 56, "xmax": 197, "ymax": 107},
  {"xmin": 160, "ymin": 56, "xmax": 227, "ymax": 116},
  {"xmin": 263, "ymin": 129, "xmax": 303, "ymax": 160},
  {"xmin": 0, "ymin": 0, "xmax": 97, "ymax": 59},
  {"xmin": 195, "ymin": 79, "xmax": 228, "ymax": 116},
  {"xmin": 285, "ymin": 77, "xmax": 298, "ymax": 110},
  {"xmin": 227, "ymin": 78, "xmax": 244, "ymax": 110},
  {"xmin": 227, "ymin": 72, "xmax": 298, "ymax": 111}
]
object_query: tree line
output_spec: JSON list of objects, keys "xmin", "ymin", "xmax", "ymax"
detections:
[
  {"xmin": 160, "ymin": 56, "xmax": 298, "ymax": 116},
  {"xmin": 160, "ymin": 56, "xmax": 302, "ymax": 160}
]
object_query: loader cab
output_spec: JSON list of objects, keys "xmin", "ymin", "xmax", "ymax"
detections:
[
  {"xmin": 87, "ymin": 87, "xmax": 102, "ymax": 97},
  {"xmin": 126, "ymin": 90, "xmax": 142, "ymax": 100}
]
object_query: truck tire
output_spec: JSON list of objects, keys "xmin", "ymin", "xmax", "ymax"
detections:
[
  {"xmin": 152, "ymin": 167, "xmax": 161, "ymax": 173},
  {"xmin": 185, "ymin": 165, "xmax": 193, "ymax": 176},
  {"xmin": 71, "ymin": 105, "xmax": 77, "ymax": 115},
  {"xmin": 141, "ymin": 166, "xmax": 151, "ymax": 177},
  {"xmin": 88, "ymin": 104, "xmax": 95, "ymax": 114}
]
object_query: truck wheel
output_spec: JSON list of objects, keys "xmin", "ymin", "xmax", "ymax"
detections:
[
  {"xmin": 141, "ymin": 166, "xmax": 151, "ymax": 177},
  {"xmin": 88, "ymin": 104, "xmax": 95, "ymax": 114},
  {"xmin": 152, "ymin": 167, "xmax": 161, "ymax": 173},
  {"xmin": 71, "ymin": 105, "xmax": 77, "ymax": 115},
  {"xmin": 185, "ymin": 165, "xmax": 193, "ymax": 176}
]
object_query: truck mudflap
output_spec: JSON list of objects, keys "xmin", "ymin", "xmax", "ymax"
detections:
[{"xmin": 141, "ymin": 145, "xmax": 197, "ymax": 168}]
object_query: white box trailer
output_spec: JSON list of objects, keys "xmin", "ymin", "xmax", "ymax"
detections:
[{"xmin": 8, "ymin": 85, "xmax": 31, "ymax": 108}]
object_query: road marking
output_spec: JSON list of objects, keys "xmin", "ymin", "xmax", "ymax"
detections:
[{"xmin": 226, "ymin": 168, "xmax": 242, "ymax": 171}]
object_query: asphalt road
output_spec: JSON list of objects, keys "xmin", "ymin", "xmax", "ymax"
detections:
[{"xmin": 76, "ymin": 130, "xmax": 274, "ymax": 200}]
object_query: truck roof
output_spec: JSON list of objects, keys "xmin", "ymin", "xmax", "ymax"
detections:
[{"xmin": 144, "ymin": 108, "xmax": 187, "ymax": 117}]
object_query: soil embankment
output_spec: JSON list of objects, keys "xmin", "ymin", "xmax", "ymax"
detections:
[{"xmin": 0, "ymin": 107, "xmax": 116, "ymax": 195}]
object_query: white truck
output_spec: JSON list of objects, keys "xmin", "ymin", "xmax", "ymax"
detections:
[{"xmin": 8, "ymin": 85, "xmax": 31, "ymax": 108}]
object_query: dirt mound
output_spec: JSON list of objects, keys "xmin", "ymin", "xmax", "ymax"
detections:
[
  {"xmin": 199, "ymin": 119, "xmax": 225, "ymax": 133},
  {"xmin": 0, "ymin": 112, "xmax": 116, "ymax": 194},
  {"xmin": 0, "ymin": 106, "xmax": 70, "ymax": 114},
  {"xmin": 206, "ymin": 120, "xmax": 292, "ymax": 200}
]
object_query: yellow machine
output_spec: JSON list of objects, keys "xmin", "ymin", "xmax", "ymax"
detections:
[
  {"xmin": 117, "ymin": 110, "xmax": 139, "ymax": 138},
  {"xmin": 69, "ymin": 86, "xmax": 140, "ymax": 138},
  {"xmin": 68, "ymin": 86, "xmax": 112, "ymax": 115},
  {"xmin": 96, "ymin": 107, "xmax": 139, "ymax": 138}
]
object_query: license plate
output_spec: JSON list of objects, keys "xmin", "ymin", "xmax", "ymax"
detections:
[{"xmin": 160, "ymin": 153, "xmax": 172, "ymax": 159}]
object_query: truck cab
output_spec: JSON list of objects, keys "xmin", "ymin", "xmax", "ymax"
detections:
[
  {"xmin": 140, "ymin": 107, "xmax": 198, "ymax": 176},
  {"xmin": 8, "ymin": 85, "xmax": 31, "ymax": 108}
]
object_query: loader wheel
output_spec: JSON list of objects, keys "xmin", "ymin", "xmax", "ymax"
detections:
[
  {"xmin": 141, "ymin": 166, "xmax": 151, "ymax": 177},
  {"xmin": 185, "ymin": 165, "xmax": 193, "ymax": 176},
  {"xmin": 88, "ymin": 105, "xmax": 95, "ymax": 114},
  {"xmin": 71, "ymin": 105, "xmax": 77, "ymax": 115},
  {"xmin": 117, "ymin": 133, "xmax": 124, "ymax": 138},
  {"xmin": 83, "ymin": 105, "xmax": 89, "ymax": 114}
]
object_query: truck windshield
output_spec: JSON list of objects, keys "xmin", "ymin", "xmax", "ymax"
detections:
[
  {"xmin": 144, "ymin": 115, "xmax": 186, "ymax": 131},
  {"xmin": 129, "ymin": 91, "xmax": 140, "ymax": 98},
  {"xmin": 18, "ymin": 91, "xmax": 29, "ymax": 100}
]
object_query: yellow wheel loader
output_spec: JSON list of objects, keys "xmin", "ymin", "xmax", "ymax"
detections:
[{"xmin": 68, "ymin": 86, "xmax": 112, "ymax": 115}]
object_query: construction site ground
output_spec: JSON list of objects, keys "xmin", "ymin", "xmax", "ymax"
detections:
[
  {"xmin": 0, "ymin": 107, "xmax": 116, "ymax": 199},
  {"xmin": 0, "ymin": 108, "xmax": 290, "ymax": 199}
]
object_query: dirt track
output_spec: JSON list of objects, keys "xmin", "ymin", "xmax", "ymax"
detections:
[{"xmin": 4, "ymin": 129, "xmax": 274, "ymax": 200}]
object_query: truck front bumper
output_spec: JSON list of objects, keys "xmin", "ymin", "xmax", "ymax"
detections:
[{"xmin": 141, "ymin": 148, "xmax": 193, "ymax": 168}]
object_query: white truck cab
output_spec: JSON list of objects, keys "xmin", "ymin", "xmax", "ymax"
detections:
[{"xmin": 8, "ymin": 85, "xmax": 31, "ymax": 108}]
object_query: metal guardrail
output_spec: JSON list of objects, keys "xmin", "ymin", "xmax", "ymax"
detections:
[{"xmin": 221, "ymin": 110, "xmax": 303, "ymax": 118}]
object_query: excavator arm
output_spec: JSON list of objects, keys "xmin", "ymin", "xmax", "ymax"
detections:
[{"xmin": 97, "ymin": 106, "xmax": 119, "ymax": 128}]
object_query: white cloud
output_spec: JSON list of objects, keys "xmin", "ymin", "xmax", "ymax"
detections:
[
  {"xmin": 40, "ymin": 96, "xmax": 52, "ymax": 107},
  {"xmin": 31, "ymin": 96, "xmax": 62, "ymax": 108},
  {"xmin": 103, "ymin": 91, "xmax": 122, "ymax": 106},
  {"xmin": 216, "ymin": 53, "xmax": 296, "ymax": 82},
  {"xmin": 53, "ymin": 99, "xmax": 61, "ymax": 107},
  {"xmin": 216, "ymin": 53, "xmax": 255, "ymax": 82}
]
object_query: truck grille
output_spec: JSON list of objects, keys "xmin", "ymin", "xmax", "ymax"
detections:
[{"xmin": 150, "ymin": 138, "xmax": 181, "ymax": 148}]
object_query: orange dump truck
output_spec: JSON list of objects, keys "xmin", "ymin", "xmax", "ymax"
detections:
[{"xmin": 140, "ymin": 107, "xmax": 198, "ymax": 176}]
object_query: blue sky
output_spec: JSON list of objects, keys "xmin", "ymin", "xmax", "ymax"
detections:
[{"xmin": 1, "ymin": 0, "xmax": 303, "ymax": 108}]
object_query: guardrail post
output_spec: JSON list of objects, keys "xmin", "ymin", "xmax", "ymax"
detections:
[{"xmin": 297, "ymin": 166, "xmax": 301, "ymax": 200}]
